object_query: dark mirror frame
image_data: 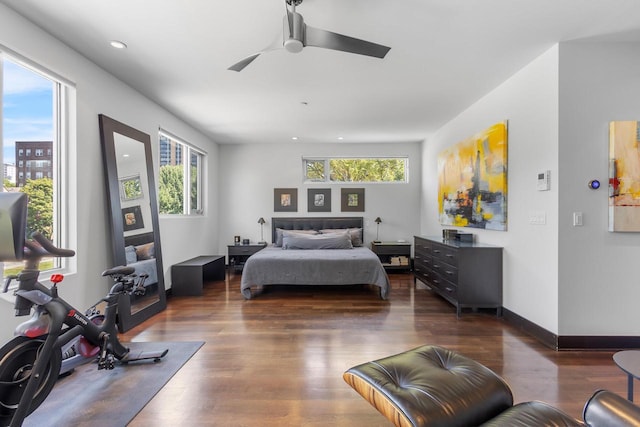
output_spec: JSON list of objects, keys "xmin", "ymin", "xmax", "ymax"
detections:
[{"xmin": 99, "ymin": 114, "xmax": 166, "ymax": 332}]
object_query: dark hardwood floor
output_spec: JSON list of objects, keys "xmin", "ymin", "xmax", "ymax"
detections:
[{"xmin": 124, "ymin": 271, "xmax": 627, "ymax": 426}]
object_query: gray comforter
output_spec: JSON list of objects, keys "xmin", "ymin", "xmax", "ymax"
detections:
[{"xmin": 241, "ymin": 246, "xmax": 390, "ymax": 299}]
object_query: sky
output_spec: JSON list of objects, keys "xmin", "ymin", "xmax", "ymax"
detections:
[{"xmin": 3, "ymin": 59, "xmax": 53, "ymax": 165}]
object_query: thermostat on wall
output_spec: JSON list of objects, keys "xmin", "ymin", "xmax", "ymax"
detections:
[{"xmin": 537, "ymin": 170, "xmax": 550, "ymax": 191}]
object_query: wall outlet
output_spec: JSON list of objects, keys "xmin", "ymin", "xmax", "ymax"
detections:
[{"xmin": 528, "ymin": 211, "xmax": 546, "ymax": 225}]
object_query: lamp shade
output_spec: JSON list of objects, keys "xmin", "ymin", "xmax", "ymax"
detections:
[
  {"xmin": 374, "ymin": 217, "xmax": 382, "ymax": 224},
  {"xmin": 258, "ymin": 217, "xmax": 266, "ymax": 224}
]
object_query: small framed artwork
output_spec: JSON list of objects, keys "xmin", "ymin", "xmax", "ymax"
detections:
[
  {"xmin": 341, "ymin": 188, "xmax": 365, "ymax": 212},
  {"xmin": 274, "ymin": 188, "xmax": 298, "ymax": 212},
  {"xmin": 119, "ymin": 174, "xmax": 143, "ymax": 201},
  {"xmin": 308, "ymin": 188, "xmax": 331, "ymax": 212},
  {"xmin": 122, "ymin": 205, "xmax": 144, "ymax": 232}
]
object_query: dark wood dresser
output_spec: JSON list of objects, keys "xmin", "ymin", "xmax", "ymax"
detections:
[{"xmin": 414, "ymin": 236, "xmax": 503, "ymax": 316}]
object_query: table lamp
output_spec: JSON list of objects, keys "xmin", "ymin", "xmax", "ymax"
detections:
[
  {"xmin": 374, "ymin": 217, "xmax": 382, "ymax": 243},
  {"xmin": 258, "ymin": 217, "xmax": 266, "ymax": 244}
]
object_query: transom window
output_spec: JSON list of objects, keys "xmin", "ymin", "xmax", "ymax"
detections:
[
  {"xmin": 303, "ymin": 157, "xmax": 408, "ymax": 183},
  {"xmin": 158, "ymin": 131, "xmax": 205, "ymax": 215}
]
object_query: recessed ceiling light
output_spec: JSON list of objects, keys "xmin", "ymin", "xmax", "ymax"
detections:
[
  {"xmin": 110, "ymin": 40, "xmax": 127, "ymax": 49},
  {"xmin": 337, "ymin": 136, "xmax": 344, "ymax": 141},
  {"xmin": 291, "ymin": 136, "xmax": 299, "ymax": 140}
]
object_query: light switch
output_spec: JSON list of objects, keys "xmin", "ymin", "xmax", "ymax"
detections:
[{"xmin": 573, "ymin": 212, "xmax": 583, "ymax": 226}]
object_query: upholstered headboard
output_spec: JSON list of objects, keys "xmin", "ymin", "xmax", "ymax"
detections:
[
  {"xmin": 271, "ymin": 217, "xmax": 363, "ymax": 244},
  {"xmin": 124, "ymin": 232, "xmax": 155, "ymax": 247}
]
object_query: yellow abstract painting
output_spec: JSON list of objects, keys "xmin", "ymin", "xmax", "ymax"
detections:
[
  {"xmin": 609, "ymin": 121, "xmax": 640, "ymax": 232},
  {"xmin": 437, "ymin": 122, "xmax": 508, "ymax": 231}
]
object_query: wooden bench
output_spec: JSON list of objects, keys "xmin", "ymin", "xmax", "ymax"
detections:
[{"xmin": 171, "ymin": 255, "xmax": 225, "ymax": 296}]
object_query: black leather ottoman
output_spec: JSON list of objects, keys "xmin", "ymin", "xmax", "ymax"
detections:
[{"xmin": 343, "ymin": 345, "xmax": 582, "ymax": 427}]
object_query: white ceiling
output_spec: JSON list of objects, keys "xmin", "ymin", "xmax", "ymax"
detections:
[{"xmin": 3, "ymin": 0, "xmax": 640, "ymax": 145}]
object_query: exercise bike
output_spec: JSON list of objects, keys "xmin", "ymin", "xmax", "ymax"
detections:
[{"xmin": 0, "ymin": 232, "xmax": 168, "ymax": 427}]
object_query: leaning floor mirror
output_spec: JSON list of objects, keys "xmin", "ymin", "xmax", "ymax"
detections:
[{"xmin": 99, "ymin": 114, "xmax": 166, "ymax": 332}]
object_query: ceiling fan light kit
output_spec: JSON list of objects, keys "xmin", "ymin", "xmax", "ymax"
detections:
[{"xmin": 228, "ymin": 0, "xmax": 391, "ymax": 71}]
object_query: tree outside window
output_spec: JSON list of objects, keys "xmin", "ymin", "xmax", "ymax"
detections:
[
  {"xmin": 158, "ymin": 133, "xmax": 204, "ymax": 215},
  {"xmin": 303, "ymin": 157, "xmax": 408, "ymax": 183}
]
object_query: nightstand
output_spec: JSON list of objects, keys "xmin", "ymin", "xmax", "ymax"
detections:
[
  {"xmin": 227, "ymin": 243, "xmax": 266, "ymax": 272},
  {"xmin": 370, "ymin": 241, "xmax": 411, "ymax": 272}
]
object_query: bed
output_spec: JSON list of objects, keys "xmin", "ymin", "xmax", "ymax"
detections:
[
  {"xmin": 124, "ymin": 232, "xmax": 158, "ymax": 286},
  {"xmin": 240, "ymin": 217, "xmax": 390, "ymax": 300}
]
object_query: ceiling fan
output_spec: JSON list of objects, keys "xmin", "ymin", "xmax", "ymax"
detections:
[{"xmin": 228, "ymin": 0, "xmax": 391, "ymax": 72}]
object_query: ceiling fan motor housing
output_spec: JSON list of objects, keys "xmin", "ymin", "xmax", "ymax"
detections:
[{"xmin": 283, "ymin": 11, "xmax": 305, "ymax": 53}]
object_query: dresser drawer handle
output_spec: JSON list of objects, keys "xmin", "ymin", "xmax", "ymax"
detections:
[
  {"xmin": 433, "ymin": 249, "xmax": 440, "ymax": 254},
  {"xmin": 445, "ymin": 254, "xmax": 454, "ymax": 258},
  {"xmin": 433, "ymin": 279, "xmax": 440, "ymax": 284},
  {"xmin": 433, "ymin": 264, "xmax": 440, "ymax": 269},
  {"xmin": 445, "ymin": 287, "xmax": 453, "ymax": 293},
  {"xmin": 445, "ymin": 270, "xmax": 454, "ymax": 276}
]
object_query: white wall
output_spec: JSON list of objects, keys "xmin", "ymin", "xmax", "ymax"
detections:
[
  {"xmin": 557, "ymin": 42, "xmax": 640, "ymax": 335},
  {"xmin": 218, "ymin": 142, "xmax": 422, "ymax": 257},
  {"xmin": 0, "ymin": 4, "xmax": 219, "ymax": 342},
  {"xmin": 421, "ymin": 45, "xmax": 561, "ymax": 333}
]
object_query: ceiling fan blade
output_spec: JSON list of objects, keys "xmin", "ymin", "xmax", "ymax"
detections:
[
  {"xmin": 305, "ymin": 25, "xmax": 390, "ymax": 59},
  {"xmin": 228, "ymin": 53, "xmax": 262, "ymax": 72},
  {"xmin": 228, "ymin": 35, "xmax": 284, "ymax": 72}
]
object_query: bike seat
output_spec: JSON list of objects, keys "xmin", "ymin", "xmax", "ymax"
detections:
[{"xmin": 102, "ymin": 266, "xmax": 135, "ymax": 277}]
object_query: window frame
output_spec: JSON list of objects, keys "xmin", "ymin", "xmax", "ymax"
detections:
[
  {"xmin": 302, "ymin": 156, "xmax": 409, "ymax": 184},
  {"xmin": 1, "ymin": 48, "xmax": 73, "ymax": 282}
]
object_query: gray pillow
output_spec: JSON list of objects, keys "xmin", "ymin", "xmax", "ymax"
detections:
[
  {"xmin": 320, "ymin": 228, "xmax": 363, "ymax": 247},
  {"xmin": 282, "ymin": 232, "xmax": 353, "ymax": 250},
  {"xmin": 275, "ymin": 228, "xmax": 318, "ymax": 247},
  {"xmin": 125, "ymin": 245, "xmax": 137, "ymax": 264}
]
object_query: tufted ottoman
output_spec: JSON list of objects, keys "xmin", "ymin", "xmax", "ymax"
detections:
[{"xmin": 343, "ymin": 345, "xmax": 583, "ymax": 427}]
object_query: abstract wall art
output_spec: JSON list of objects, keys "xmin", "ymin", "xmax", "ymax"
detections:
[
  {"xmin": 437, "ymin": 121, "xmax": 508, "ymax": 231},
  {"xmin": 609, "ymin": 120, "xmax": 640, "ymax": 232}
]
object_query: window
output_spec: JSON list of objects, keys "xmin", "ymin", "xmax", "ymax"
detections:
[
  {"xmin": 1, "ymin": 52, "xmax": 70, "ymax": 278},
  {"xmin": 158, "ymin": 131, "xmax": 204, "ymax": 215},
  {"xmin": 303, "ymin": 157, "xmax": 408, "ymax": 183}
]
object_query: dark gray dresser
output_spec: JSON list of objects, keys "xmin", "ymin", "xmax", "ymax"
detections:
[{"xmin": 414, "ymin": 236, "xmax": 503, "ymax": 316}]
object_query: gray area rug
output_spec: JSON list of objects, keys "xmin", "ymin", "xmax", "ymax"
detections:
[{"xmin": 24, "ymin": 341, "xmax": 204, "ymax": 427}]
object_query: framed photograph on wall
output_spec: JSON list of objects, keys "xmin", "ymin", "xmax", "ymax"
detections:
[
  {"xmin": 274, "ymin": 188, "xmax": 298, "ymax": 212},
  {"xmin": 308, "ymin": 188, "xmax": 331, "ymax": 212},
  {"xmin": 122, "ymin": 205, "xmax": 144, "ymax": 231},
  {"xmin": 341, "ymin": 188, "xmax": 365, "ymax": 212},
  {"xmin": 119, "ymin": 174, "xmax": 143, "ymax": 201}
]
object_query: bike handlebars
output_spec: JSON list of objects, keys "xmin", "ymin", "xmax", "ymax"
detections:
[{"xmin": 24, "ymin": 232, "xmax": 75, "ymax": 259}]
